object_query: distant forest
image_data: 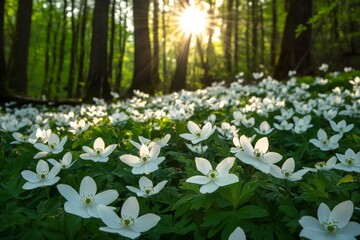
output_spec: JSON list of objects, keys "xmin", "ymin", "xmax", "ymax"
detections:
[{"xmin": 0, "ymin": 0, "xmax": 359, "ymax": 101}]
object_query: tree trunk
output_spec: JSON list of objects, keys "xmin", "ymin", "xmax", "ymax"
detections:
[
  {"xmin": 114, "ymin": 0, "xmax": 128, "ymax": 93},
  {"xmin": 46, "ymin": 16, "xmax": 60, "ymax": 97},
  {"xmin": 274, "ymin": 0, "xmax": 313, "ymax": 80},
  {"xmin": 233, "ymin": 0, "xmax": 240, "ymax": 72},
  {"xmin": 128, "ymin": 0, "xmax": 153, "ymax": 95},
  {"xmin": 108, "ymin": 0, "xmax": 116, "ymax": 87},
  {"xmin": 152, "ymin": 0, "xmax": 160, "ymax": 89},
  {"xmin": 245, "ymin": 0, "xmax": 250, "ymax": 73},
  {"xmin": 0, "ymin": 0, "xmax": 8, "ymax": 96},
  {"xmin": 259, "ymin": 2, "xmax": 264, "ymax": 67},
  {"xmin": 224, "ymin": 0, "xmax": 233, "ymax": 73},
  {"xmin": 42, "ymin": 0, "xmax": 53, "ymax": 97},
  {"xmin": 7, "ymin": 0, "xmax": 33, "ymax": 95},
  {"xmin": 170, "ymin": 33, "xmax": 191, "ymax": 92},
  {"xmin": 85, "ymin": 0, "xmax": 111, "ymax": 101},
  {"xmin": 270, "ymin": 0, "xmax": 278, "ymax": 67},
  {"xmin": 251, "ymin": 0, "xmax": 258, "ymax": 71},
  {"xmin": 75, "ymin": 0, "xmax": 87, "ymax": 98},
  {"xmin": 67, "ymin": 0, "xmax": 78, "ymax": 98},
  {"xmin": 54, "ymin": 0, "xmax": 67, "ymax": 100},
  {"xmin": 161, "ymin": 0, "xmax": 167, "ymax": 92}
]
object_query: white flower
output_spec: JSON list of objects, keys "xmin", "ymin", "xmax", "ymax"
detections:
[
  {"xmin": 217, "ymin": 122, "xmax": 238, "ymax": 140},
  {"xmin": 319, "ymin": 63, "xmax": 329, "ymax": 72},
  {"xmin": 334, "ymin": 148, "xmax": 360, "ymax": 172},
  {"xmin": 69, "ymin": 119, "xmax": 90, "ymax": 134},
  {"xmin": 48, "ymin": 152, "xmax": 75, "ymax": 169},
  {"xmin": 231, "ymin": 111, "xmax": 244, "ymax": 126},
  {"xmin": 126, "ymin": 176, "xmax": 167, "ymax": 198},
  {"xmin": 329, "ymin": 120, "xmax": 354, "ymax": 136},
  {"xmin": 241, "ymin": 117, "xmax": 255, "ymax": 128},
  {"xmin": 28, "ymin": 128, "xmax": 51, "ymax": 144},
  {"xmin": 11, "ymin": 132, "xmax": 29, "ymax": 144},
  {"xmin": 253, "ymin": 72, "xmax": 264, "ymax": 79},
  {"xmin": 204, "ymin": 114, "xmax": 216, "ymax": 124},
  {"xmin": 120, "ymin": 144, "xmax": 165, "ymax": 174},
  {"xmin": 254, "ymin": 121, "xmax": 274, "ymax": 135},
  {"xmin": 274, "ymin": 108, "xmax": 294, "ymax": 122},
  {"xmin": 299, "ymin": 200, "xmax": 360, "ymax": 240},
  {"xmin": 21, "ymin": 160, "xmax": 60, "ymax": 190},
  {"xmin": 97, "ymin": 197, "xmax": 160, "ymax": 239},
  {"xmin": 293, "ymin": 115, "xmax": 313, "ymax": 134},
  {"xmin": 33, "ymin": 133, "xmax": 67, "ymax": 158},
  {"xmin": 310, "ymin": 156, "xmax": 337, "ymax": 172},
  {"xmin": 186, "ymin": 143, "xmax": 208, "ymax": 154},
  {"xmin": 270, "ymin": 158, "xmax": 309, "ymax": 181},
  {"xmin": 186, "ymin": 157, "xmax": 239, "ymax": 194},
  {"xmin": 180, "ymin": 121, "xmax": 216, "ymax": 144},
  {"xmin": 288, "ymin": 70, "xmax": 296, "ymax": 77},
  {"xmin": 344, "ymin": 67, "xmax": 352, "ymax": 72},
  {"xmin": 235, "ymin": 136, "xmax": 282, "ymax": 174},
  {"xmin": 57, "ymin": 176, "xmax": 118, "ymax": 218},
  {"xmin": 130, "ymin": 134, "xmax": 171, "ymax": 150},
  {"xmin": 109, "ymin": 111, "xmax": 129, "ymax": 125},
  {"xmin": 229, "ymin": 226, "xmax": 246, "ymax": 240},
  {"xmin": 309, "ymin": 129, "xmax": 341, "ymax": 151},
  {"xmin": 274, "ymin": 120, "xmax": 294, "ymax": 131},
  {"xmin": 80, "ymin": 137, "xmax": 116, "ymax": 162}
]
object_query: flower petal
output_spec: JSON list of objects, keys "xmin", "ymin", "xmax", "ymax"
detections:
[
  {"xmin": 153, "ymin": 180, "xmax": 168, "ymax": 194},
  {"xmin": 120, "ymin": 155, "xmax": 142, "ymax": 167},
  {"xmin": 214, "ymin": 174, "xmax": 239, "ymax": 186},
  {"xmin": 186, "ymin": 176, "xmax": 211, "ymax": 185},
  {"xmin": 317, "ymin": 203, "xmax": 331, "ymax": 224},
  {"xmin": 240, "ymin": 135, "xmax": 254, "ymax": 157},
  {"xmin": 139, "ymin": 176, "xmax": 153, "ymax": 189},
  {"xmin": 64, "ymin": 202, "xmax": 90, "ymax": 218},
  {"xmin": 188, "ymin": 121, "xmax": 200, "ymax": 135},
  {"xmin": 121, "ymin": 197, "xmax": 139, "ymax": 219},
  {"xmin": 131, "ymin": 213, "xmax": 160, "ymax": 232},
  {"xmin": 282, "ymin": 158, "xmax": 295, "ymax": 172},
  {"xmin": 338, "ymin": 221, "xmax": 360, "ymax": 236},
  {"xmin": 80, "ymin": 176, "xmax": 97, "ymax": 196},
  {"xmin": 216, "ymin": 157, "xmax": 235, "ymax": 175},
  {"xmin": 57, "ymin": 184, "xmax": 81, "ymax": 204},
  {"xmin": 97, "ymin": 204, "xmax": 122, "ymax": 229},
  {"xmin": 21, "ymin": 170, "xmax": 39, "ymax": 183},
  {"xmin": 95, "ymin": 190, "xmax": 119, "ymax": 205},
  {"xmin": 36, "ymin": 160, "xmax": 49, "ymax": 174},
  {"xmin": 94, "ymin": 137, "xmax": 105, "ymax": 150},
  {"xmin": 101, "ymin": 144, "xmax": 116, "ymax": 157},
  {"xmin": 195, "ymin": 157, "xmax": 212, "ymax": 175},
  {"xmin": 229, "ymin": 227, "xmax": 246, "ymax": 240},
  {"xmin": 199, "ymin": 182, "xmax": 219, "ymax": 193},
  {"xmin": 255, "ymin": 137, "xmax": 269, "ymax": 153},
  {"xmin": 126, "ymin": 186, "xmax": 145, "ymax": 197},
  {"xmin": 329, "ymin": 200, "xmax": 353, "ymax": 229}
]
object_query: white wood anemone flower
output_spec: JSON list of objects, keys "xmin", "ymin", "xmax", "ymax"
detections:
[
  {"xmin": 299, "ymin": 200, "xmax": 360, "ymax": 240},
  {"xmin": 126, "ymin": 176, "xmax": 167, "ymax": 198},
  {"xmin": 186, "ymin": 157, "xmax": 239, "ymax": 194},
  {"xmin": 21, "ymin": 159, "xmax": 61, "ymax": 190},
  {"xmin": 80, "ymin": 137, "xmax": 116, "ymax": 162},
  {"xmin": 329, "ymin": 119, "xmax": 354, "ymax": 136},
  {"xmin": 48, "ymin": 152, "xmax": 75, "ymax": 169},
  {"xmin": 229, "ymin": 226, "xmax": 246, "ymax": 240},
  {"xmin": 129, "ymin": 134, "xmax": 171, "ymax": 150},
  {"xmin": 57, "ymin": 176, "xmax": 118, "ymax": 218},
  {"xmin": 309, "ymin": 129, "xmax": 341, "ymax": 151},
  {"xmin": 119, "ymin": 144, "xmax": 165, "ymax": 175},
  {"xmin": 180, "ymin": 121, "xmax": 216, "ymax": 144},
  {"xmin": 334, "ymin": 148, "xmax": 360, "ymax": 173},
  {"xmin": 254, "ymin": 121, "xmax": 274, "ymax": 135},
  {"xmin": 33, "ymin": 133, "xmax": 67, "ymax": 158},
  {"xmin": 97, "ymin": 197, "xmax": 161, "ymax": 239},
  {"xmin": 235, "ymin": 136, "xmax": 282, "ymax": 174},
  {"xmin": 270, "ymin": 158, "xmax": 309, "ymax": 181}
]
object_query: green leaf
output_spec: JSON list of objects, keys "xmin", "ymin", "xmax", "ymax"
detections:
[
  {"xmin": 337, "ymin": 175, "xmax": 355, "ymax": 185},
  {"xmin": 236, "ymin": 205, "xmax": 269, "ymax": 219}
]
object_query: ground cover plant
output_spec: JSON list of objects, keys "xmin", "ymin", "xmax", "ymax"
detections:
[{"xmin": 1, "ymin": 68, "xmax": 360, "ymax": 240}]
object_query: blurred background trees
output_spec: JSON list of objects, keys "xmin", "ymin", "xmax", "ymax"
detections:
[{"xmin": 0, "ymin": 0, "xmax": 359, "ymax": 100}]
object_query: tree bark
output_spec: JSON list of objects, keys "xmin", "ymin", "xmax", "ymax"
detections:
[
  {"xmin": 0, "ymin": 0, "xmax": 8, "ymax": 96},
  {"xmin": 251, "ymin": 0, "xmax": 258, "ymax": 71},
  {"xmin": 233, "ymin": 0, "xmax": 240, "ymax": 72},
  {"xmin": 152, "ymin": 0, "xmax": 160, "ymax": 89},
  {"xmin": 274, "ymin": 0, "xmax": 313, "ymax": 80},
  {"xmin": 85, "ymin": 0, "xmax": 111, "ymax": 101},
  {"xmin": 224, "ymin": 0, "xmax": 233, "ymax": 73},
  {"xmin": 260, "ymin": 2, "xmax": 264, "ymax": 66},
  {"xmin": 67, "ymin": 0, "xmax": 78, "ymax": 98},
  {"xmin": 108, "ymin": 0, "xmax": 116, "ymax": 87},
  {"xmin": 161, "ymin": 0, "xmax": 167, "ymax": 92},
  {"xmin": 245, "ymin": 0, "xmax": 250, "ymax": 73},
  {"xmin": 7, "ymin": 0, "xmax": 33, "ymax": 95},
  {"xmin": 42, "ymin": 0, "xmax": 53, "ymax": 97},
  {"xmin": 128, "ymin": 0, "xmax": 153, "ymax": 95},
  {"xmin": 270, "ymin": 0, "xmax": 278, "ymax": 67},
  {"xmin": 54, "ymin": 0, "xmax": 67, "ymax": 100},
  {"xmin": 75, "ymin": 0, "xmax": 88, "ymax": 98}
]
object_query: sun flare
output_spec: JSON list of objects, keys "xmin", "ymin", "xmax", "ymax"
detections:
[{"xmin": 179, "ymin": 7, "xmax": 207, "ymax": 35}]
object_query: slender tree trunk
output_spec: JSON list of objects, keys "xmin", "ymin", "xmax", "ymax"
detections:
[
  {"xmin": 67, "ymin": 0, "xmax": 78, "ymax": 98},
  {"xmin": 233, "ymin": 0, "xmax": 240, "ymax": 72},
  {"xmin": 108, "ymin": 0, "xmax": 116, "ymax": 87},
  {"xmin": 251, "ymin": 0, "xmax": 258, "ymax": 71},
  {"xmin": 246, "ymin": 0, "xmax": 250, "ymax": 73},
  {"xmin": 270, "ymin": 0, "xmax": 278, "ymax": 67},
  {"xmin": 170, "ymin": 32, "xmax": 191, "ymax": 92},
  {"xmin": 274, "ymin": 0, "xmax": 313, "ymax": 80},
  {"xmin": 42, "ymin": 0, "xmax": 53, "ymax": 97},
  {"xmin": 75, "ymin": 0, "xmax": 87, "ymax": 98},
  {"xmin": 114, "ymin": 0, "xmax": 128, "ymax": 93},
  {"xmin": 46, "ymin": 18, "xmax": 60, "ymax": 97},
  {"xmin": 128, "ymin": 0, "xmax": 153, "ymax": 95},
  {"xmin": 7, "ymin": 0, "xmax": 33, "ymax": 95},
  {"xmin": 225, "ymin": 0, "xmax": 233, "ymax": 73},
  {"xmin": 161, "ymin": 0, "xmax": 167, "ymax": 92},
  {"xmin": 152, "ymin": 0, "xmax": 160, "ymax": 88},
  {"xmin": 259, "ymin": 2, "xmax": 264, "ymax": 67},
  {"xmin": 85, "ymin": 0, "xmax": 111, "ymax": 101},
  {"xmin": 0, "ymin": 0, "xmax": 8, "ymax": 96},
  {"xmin": 54, "ymin": 0, "xmax": 67, "ymax": 100}
]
